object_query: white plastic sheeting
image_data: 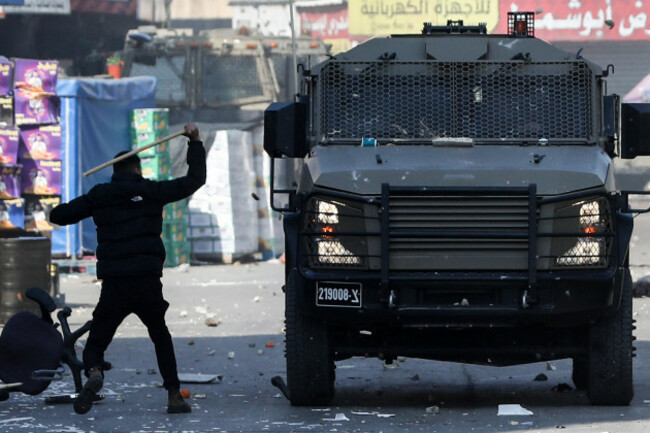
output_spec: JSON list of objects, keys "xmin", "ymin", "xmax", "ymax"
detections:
[{"xmin": 187, "ymin": 128, "xmax": 283, "ymax": 260}]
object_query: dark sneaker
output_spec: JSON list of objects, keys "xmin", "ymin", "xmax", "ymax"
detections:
[
  {"xmin": 167, "ymin": 389, "xmax": 191, "ymax": 414},
  {"xmin": 74, "ymin": 372, "xmax": 103, "ymax": 414}
]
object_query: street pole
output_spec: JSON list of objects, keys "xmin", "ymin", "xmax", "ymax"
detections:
[
  {"xmin": 165, "ymin": 0, "xmax": 172, "ymax": 29},
  {"xmin": 288, "ymin": 0, "xmax": 298, "ymax": 98}
]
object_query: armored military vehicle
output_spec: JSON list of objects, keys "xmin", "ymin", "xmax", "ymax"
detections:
[
  {"xmin": 121, "ymin": 26, "xmax": 330, "ymax": 124},
  {"xmin": 264, "ymin": 12, "xmax": 650, "ymax": 406}
]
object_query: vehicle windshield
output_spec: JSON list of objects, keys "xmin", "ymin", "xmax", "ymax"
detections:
[
  {"xmin": 316, "ymin": 60, "xmax": 594, "ymax": 145},
  {"xmin": 129, "ymin": 54, "xmax": 187, "ymax": 104}
]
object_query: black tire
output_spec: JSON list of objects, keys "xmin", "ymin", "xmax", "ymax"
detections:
[
  {"xmin": 571, "ymin": 357, "xmax": 588, "ymax": 390},
  {"xmin": 285, "ymin": 271, "xmax": 335, "ymax": 406},
  {"xmin": 586, "ymin": 269, "xmax": 634, "ymax": 405}
]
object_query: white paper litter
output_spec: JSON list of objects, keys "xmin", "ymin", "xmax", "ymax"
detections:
[
  {"xmin": 0, "ymin": 417, "xmax": 35, "ymax": 425},
  {"xmin": 497, "ymin": 404, "xmax": 534, "ymax": 416},
  {"xmin": 323, "ymin": 413, "xmax": 350, "ymax": 421},
  {"xmin": 350, "ymin": 411, "xmax": 395, "ymax": 418}
]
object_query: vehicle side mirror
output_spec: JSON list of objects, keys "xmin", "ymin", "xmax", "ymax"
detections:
[
  {"xmin": 621, "ymin": 103, "xmax": 650, "ymax": 159},
  {"xmin": 603, "ymin": 95, "xmax": 619, "ymax": 156},
  {"xmin": 264, "ymin": 101, "xmax": 307, "ymax": 158}
]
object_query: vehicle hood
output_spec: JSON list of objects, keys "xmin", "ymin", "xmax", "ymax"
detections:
[{"xmin": 303, "ymin": 145, "xmax": 611, "ymax": 196}]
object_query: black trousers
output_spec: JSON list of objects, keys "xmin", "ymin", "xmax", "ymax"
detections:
[{"xmin": 83, "ymin": 276, "xmax": 181, "ymax": 390}]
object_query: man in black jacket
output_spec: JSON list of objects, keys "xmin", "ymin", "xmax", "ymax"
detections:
[{"xmin": 50, "ymin": 123, "xmax": 206, "ymax": 415}]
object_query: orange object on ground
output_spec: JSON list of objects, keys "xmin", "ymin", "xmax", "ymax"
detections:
[
  {"xmin": 265, "ymin": 342, "xmax": 275, "ymax": 348},
  {"xmin": 180, "ymin": 389, "xmax": 191, "ymax": 398}
]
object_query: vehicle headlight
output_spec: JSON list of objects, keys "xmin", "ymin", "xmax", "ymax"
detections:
[
  {"xmin": 303, "ymin": 197, "xmax": 369, "ymax": 268},
  {"xmin": 552, "ymin": 198, "xmax": 612, "ymax": 268}
]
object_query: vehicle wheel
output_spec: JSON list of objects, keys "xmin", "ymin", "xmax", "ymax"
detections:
[
  {"xmin": 586, "ymin": 269, "xmax": 634, "ymax": 405},
  {"xmin": 285, "ymin": 271, "xmax": 335, "ymax": 406},
  {"xmin": 571, "ymin": 357, "xmax": 588, "ymax": 390}
]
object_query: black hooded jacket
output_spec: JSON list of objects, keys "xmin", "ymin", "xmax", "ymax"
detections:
[{"xmin": 50, "ymin": 141, "xmax": 206, "ymax": 279}]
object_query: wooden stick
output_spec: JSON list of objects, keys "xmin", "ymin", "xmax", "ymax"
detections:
[
  {"xmin": 82, "ymin": 130, "xmax": 185, "ymax": 177},
  {"xmin": 0, "ymin": 382, "xmax": 22, "ymax": 390}
]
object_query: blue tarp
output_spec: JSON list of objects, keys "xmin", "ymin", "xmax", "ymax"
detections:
[{"xmin": 53, "ymin": 77, "xmax": 156, "ymax": 256}]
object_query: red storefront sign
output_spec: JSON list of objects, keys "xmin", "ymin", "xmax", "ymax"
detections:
[
  {"xmin": 299, "ymin": 5, "xmax": 349, "ymax": 39},
  {"xmin": 70, "ymin": 0, "xmax": 136, "ymax": 15},
  {"xmin": 497, "ymin": 0, "xmax": 650, "ymax": 41}
]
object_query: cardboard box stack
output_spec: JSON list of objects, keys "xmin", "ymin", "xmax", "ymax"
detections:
[
  {"xmin": 162, "ymin": 200, "xmax": 190, "ymax": 267},
  {"xmin": 130, "ymin": 108, "xmax": 190, "ymax": 267},
  {"xmin": 0, "ymin": 57, "xmax": 61, "ymax": 233}
]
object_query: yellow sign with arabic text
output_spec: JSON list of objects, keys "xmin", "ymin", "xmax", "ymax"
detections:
[{"xmin": 349, "ymin": 0, "xmax": 498, "ymax": 36}]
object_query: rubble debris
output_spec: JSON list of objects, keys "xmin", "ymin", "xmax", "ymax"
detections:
[
  {"xmin": 205, "ymin": 318, "xmax": 221, "ymax": 327},
  {"xmin": 497, "ymin": 404, "xmax": 534, "ymax": 416},
  {"xmin": 551, "ymin": 383, "xmax": 573, "ymax": 392},
  {"xmin": 546, "ymin": 362, "xmax": 556, "ymax": 371},
  {"xmin": 426, "ymin": 406, "xmax": 440, "ymax": 414},
  {"xmin": 633, "ymin": 276, "xmax": 650, "ymax": 297},
  {"xmin": 410, "ymin": 374, "xmax": 420, "ymax": 381},
  {"xmin": 265, "ymin": 342, "xmax": 275, "ymax": 348},
  {"xmin": 323, "ymin": 413, "xmax": 350, "ymax": 422},
  {"xmin": 228, "ymin": 351, "xmax": 235, "ymax": 359},
  {"xmin": 534, "ymin": 373, "xmax": 548, "ymax": 381},
  {"xmin": 147, "ymin": 369, "xmax": 156, "ymax": 375}
]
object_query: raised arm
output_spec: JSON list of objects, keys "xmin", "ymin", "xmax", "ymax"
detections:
[
  {"xmin": 153, "ymin": 123, "xmax": 206, "ymax": 204},
  {"xmin": 49, "ymin": 194, "xmax": 93, "ymax": 226}
]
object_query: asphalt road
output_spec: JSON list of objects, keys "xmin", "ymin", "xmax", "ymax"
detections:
[{"xmin": 2, "ymin": 215, "xmax": 650, "ymax": 432}]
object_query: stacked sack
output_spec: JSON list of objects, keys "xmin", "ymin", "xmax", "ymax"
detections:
[
  {"xmin": 130, "ymin": 108, "xmax": 190, "ymax": 267},
  {"xmin": 0, "ymin": 57, "xmax": 61, "ymax": 233}
]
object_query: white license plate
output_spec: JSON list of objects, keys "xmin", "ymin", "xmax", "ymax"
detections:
[{"xmin": 316, "ymin": 281, "xmax": 362, "ymax": 308}]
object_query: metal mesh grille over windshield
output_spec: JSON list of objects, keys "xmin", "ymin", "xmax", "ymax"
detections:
[
  {"xmin": 317, "ymin": 61, "xmax": 592, "ymax": 143},
  {"xmin": 202, "ymin": 55, "xmax": 263, "ymax": 103},
  {"xmin": 130, "ymin": 55, "xmax": 187, "ymax": 104}
]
